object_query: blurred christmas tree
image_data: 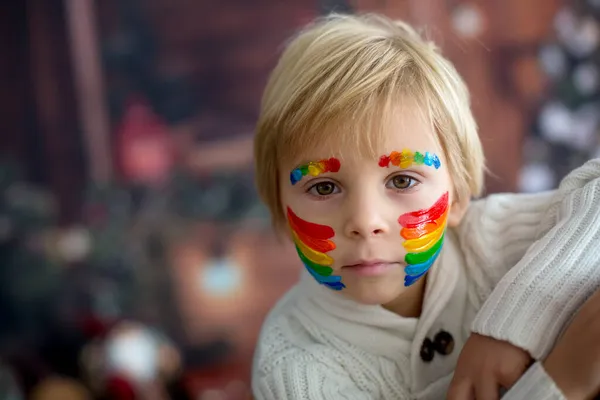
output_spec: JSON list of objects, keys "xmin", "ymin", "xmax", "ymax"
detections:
[
  {"xmin": 0, "ymin": 157, "xmax": 258, "ymax": 385},
  {"xmin": 101, "ymin": 0, "xmax": 199, "ymax": 126},
  {"xmin": 519, "ymin": 0, "xmax": 600, "ymax": 192},
  {"xmin": 0, "ymin": 159, "xmax": 141, "ymax": 353},
  {"xmin": 0, "ymin": 162, "xmax": 61, "ymax": 348}
]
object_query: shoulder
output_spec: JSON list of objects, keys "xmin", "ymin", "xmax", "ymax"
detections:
[
  {"xmin": 556, "ymin": 157, "xmax": 600, "ymax": 191},
  {"xmin": 461, "ymin": 157, "xmax": 600, "ymax": 241},
  {"xmin": 451, "ymin": 192, "xmax": 557, "ymax": 308},
  {"xmin": 460, "ymin": 191, "xmax": 556, "ymax": 237},
  {"xmin": 456, "ymin": 191, "xmax": 556, "ymax": 271}
]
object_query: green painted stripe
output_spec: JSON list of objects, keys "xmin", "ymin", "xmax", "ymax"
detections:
[
  {"xmin": 296, "ymin": 244, "xmax": 333, "ymax": 276},
  {"xmin": 405, "ymin": 232, "xmax": 445, "ymax": 264}
]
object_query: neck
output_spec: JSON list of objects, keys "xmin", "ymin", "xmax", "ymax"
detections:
[{"xmin": 381, "ymin": 274, "xmax": 428, "ymax": 318}]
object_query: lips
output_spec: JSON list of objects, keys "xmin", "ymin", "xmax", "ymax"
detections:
[
  {"xmin": 343, "ymin": 259, "xmax": 391, "ymax": 268},
  {"xmin": 342, "ymin": 260, "xmax": 400, "ymax": 277}
]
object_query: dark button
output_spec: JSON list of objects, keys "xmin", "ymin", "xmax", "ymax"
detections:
[
  {"xmin": 420, "ymin": 337, "xmax": 435, "ymax": 362},
  {"xmin": 433, "ymin": 330, "xmax": 454, "ymax": 355}
]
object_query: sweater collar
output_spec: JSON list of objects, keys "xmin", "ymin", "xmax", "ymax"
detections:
[{"xmin": 295, "ymin": 229, "xmax": 463, "ymax": 359}]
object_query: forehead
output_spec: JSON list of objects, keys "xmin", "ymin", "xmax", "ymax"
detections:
[{"xmin": 283, "ymin": 101, "xmax": 441, "ymax": 169}]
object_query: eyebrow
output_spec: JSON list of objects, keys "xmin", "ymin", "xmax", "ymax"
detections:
[
  {"xmin": 379, "ymin": 149, "xmax": 441, "ymax": 170},
  {"xmin": 290, "ymin": 157, "xmax": 341, "ymax": 185}
]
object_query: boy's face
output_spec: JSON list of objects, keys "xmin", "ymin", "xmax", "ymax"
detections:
[{"xmin": 279, "ymin": 105, "xmax": 468, "ymax": 306}]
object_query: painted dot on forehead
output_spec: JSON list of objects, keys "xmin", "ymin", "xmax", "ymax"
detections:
[
  {"xmin": 290, "ymin": 157, "xmax": 341, "ymax": 185},
  {"xmin": 379, "ymin": 149, "xmax": 441, "ymax": 170}
]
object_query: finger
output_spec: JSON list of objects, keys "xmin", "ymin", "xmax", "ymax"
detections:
[
  {"xmin": 447, "ymin": 380, "xmax": 474, "ymax": 400},
  {"xmin": 497, "ymin": 375, "xmax": 519, "ymax": 393},
  {"xmin": 588, "ymin": 287, "xmax": 600, "ymax": 314},
  {"xmin": 473, "ymin": 377, "xmax": 500, "ymax": 400},
  {"xmin": 576, "ymin": 287, "xmax": 600, "ymax": 321},
  {"xmin": 497, "ymin": 363, "xmax": 530, "ymax": 391}
]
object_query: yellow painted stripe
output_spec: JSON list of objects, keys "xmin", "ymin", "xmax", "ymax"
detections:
[
  {"xmin": 292, "ymin": 231, "xmax": 334, "ymax": 266},
  {"xmin": 403, "ymin": 225, "xmax": 445, "ymax": 253}
]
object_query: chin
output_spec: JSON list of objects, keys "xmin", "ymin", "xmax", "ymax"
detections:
[{"xmin": 340, "ymin": 272, "xmax": 407, "ymax": 306}]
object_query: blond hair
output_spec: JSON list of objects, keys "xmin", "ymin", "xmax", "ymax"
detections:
[{"xmin": 254, "ymin": 13, "xmax": 485, "ymax": 230}]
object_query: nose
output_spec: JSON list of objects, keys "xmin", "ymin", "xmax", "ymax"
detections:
[{"xmin": 343, "ymin": 192, "xmax": 390, "ymax": 240}]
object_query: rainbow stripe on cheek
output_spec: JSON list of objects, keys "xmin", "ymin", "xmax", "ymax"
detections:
[
  {"xmin": 287, "ymin": 207, "xmax": 345, "ymax": 290},
  {"xmin": 398, "ymin": 192, "xmax": 449, "ymax": 287},
  {"xmin": 290, "ymin": 157, "xmax": 341, "ymax": 185}
]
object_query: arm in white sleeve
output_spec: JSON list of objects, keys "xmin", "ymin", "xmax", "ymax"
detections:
[
  {"xmin": 500, "ymin": 362, "xmax": 565, "ymax": 400},
  {"xmin": 470, "ymin": 158, "xmax": 600, "ymax": 359}
]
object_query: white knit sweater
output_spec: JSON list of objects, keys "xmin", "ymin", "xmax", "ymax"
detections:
[{"xmin": 252, "ymin": 159, "xmax": 600, "ymax": 400}]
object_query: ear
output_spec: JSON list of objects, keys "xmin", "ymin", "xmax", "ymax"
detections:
[{"xmin": 447, "ymin": 195, "xmax": 470, "ymax": 228}]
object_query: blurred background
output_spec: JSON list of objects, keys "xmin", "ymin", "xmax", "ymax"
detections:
[{"xmin": 0, "ymin": 0, "xmax": 598, "ymax": 399}]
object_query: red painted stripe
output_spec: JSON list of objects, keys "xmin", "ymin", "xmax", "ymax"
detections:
[
  {"xmin": 294, "ymin": 228, "xmax": 336, "ymax": 252},
  {"xmin": 400, "ymin": 208, "xmax": 448, "ymax": 239},
  {"xmin": 287, "ymin": 207, "xmax": 335, "ymax": 240},
  {"xmin": 398, "ymin": 192, "xmax": 449, "ymax": 228}
]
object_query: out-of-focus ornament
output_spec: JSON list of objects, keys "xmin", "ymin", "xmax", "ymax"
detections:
[
  {"xmin": 519, "ymin": 163, "xmax": 556, "ymax": 193},
  {"xmin": 538, "ymin": 44, "xmax": 568, "ymax": 79},
  {"xmin": 570, "ymin": 104, "xmax": 600, "ymax": 151},
  {"xmin": 451, "ymin": 3, "xmax": 486, "ymax": 38},
  {"xmin": 79, "ymin": 320, "xmax": 181, "ymax": 398},
  {"xmin": 539, "ymin": 102, "xmax": 599, "ymax": 151},
  {"xmin": 200, "ymin": 257, "xmax": 243, "ymax": 298},
  {"xmin": 106, "ymin": 323, "xmax": 159, "ymax": 382},
  {"xmin": 55, "ymin": 226, "xmax": 92, "ymax": 263},
  {"xmin": 539, "ymin": 102, "xmax": 573, "ymax": 143},
  {"xmin": 555, "ymin": 8, "xmax": 600, "ymax": 57},
  {"xmin": 35, "ymin": 226, "xmax": 91, "ymax": 265},
  {"xmin": 573, "ymin": 63, "xmax": 600, "ymax": 95},
  {"xmin": 117, "ymin": 98, "xmax": 174, "ymax": 187},
  {"xmin": 30, "ymin": 377, "xmax": 91, "ymax": 400},
  {"xmin": 105, "ymin": 374, "xmax": 136, "ymax": 400}
]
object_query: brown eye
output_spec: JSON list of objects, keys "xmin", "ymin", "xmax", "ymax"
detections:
[
  {"xmin": 315, "ymin": 182, "xmax": 335, "ymax": 195},
  {"xmin": 390, "ymin": 175, "xmax": 416, "ymax": 190}
]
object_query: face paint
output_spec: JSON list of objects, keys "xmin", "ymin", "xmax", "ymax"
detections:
[
  {"xmin": 287, "ymin": 207, "xmax": 345, "ymax": 290},
  {"xmin": 290, "ymin": 157, "xmax": 341, "ymax": 185},
  {"xmin": 399, "ymin": 192, "xmax": 449, "ymax": 286},
  {"xmin": 379, "ymin": 149, "xmax": 441, "ymax": 170}
]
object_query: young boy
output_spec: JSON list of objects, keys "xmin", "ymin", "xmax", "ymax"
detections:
[{"xmin": 251, "ymin": 13, "xmax": 600, "ymax": 399}]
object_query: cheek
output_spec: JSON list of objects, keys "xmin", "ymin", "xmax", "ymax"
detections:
[
  {"xmin": 283, "ymin": 190, "xmax": 340, "ymax": 231},
  {"xmin": 286, "ymin": 206, "xmax": 346, "ymax": 291},
  {"xmin": 397, "ymin": 192, "xmax": 449, "ymax": 287}
]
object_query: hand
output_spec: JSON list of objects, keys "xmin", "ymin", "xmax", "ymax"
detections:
[
  {"xmin": 447, "ymin": 333, "xmax": 533, "ymax": 400},
  {"xmin": 543, "ymin": 288, "xmax": 600, "ymax": 400}
]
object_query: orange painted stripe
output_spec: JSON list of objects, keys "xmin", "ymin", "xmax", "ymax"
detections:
[
  {"xmin": 292, "ymin": 226, "xmax": 336, "ymax": 253},
  {"xmin": 400, "ymin": 208, "xmax": 448, "ymax": 240}
]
